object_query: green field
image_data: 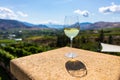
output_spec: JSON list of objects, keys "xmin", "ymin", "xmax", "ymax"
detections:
[
  {"xmin": 0, "ymin": 28, "xmax": 120, "ymax": 80},
  {"xmin": 0, "ymin": 39, "xmax": 16, "ymax": 43}
]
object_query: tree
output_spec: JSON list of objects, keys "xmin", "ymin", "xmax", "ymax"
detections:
[
  {"xmin": 108, "ymin": 35, "xmax": 113, "ymax": 44},
  {"xmin": 81, "ymin": 36, "xmax": 86, "ymax": 43},
  {"xmin": 99, "ymin": 29, "xmax": 104, "ymax": 42},
  {"xmin": 56, "ymin": 34, "xmax": 69, "ymax": 47}
]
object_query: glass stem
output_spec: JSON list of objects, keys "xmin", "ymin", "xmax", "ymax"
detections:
[
  {"xmin": 70, "ymin": 37, "xmax": 73, "ymax": 48},
  {"xmin": 70, "ymin": 37, "xmax": 73, "ymax": 59}
]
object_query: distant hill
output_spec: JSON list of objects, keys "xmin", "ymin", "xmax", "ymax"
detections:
[
  {"xmin": 46, "ymin": 22, "xmax": 120, "ymax": 30},
  {"xmin": 46, "ymin": 22, "xmax": 92, "ymax": 29},
  {"xmin": 80, "ymin": 22, "xmax": 92, "ymax": 30},
  {"xmin": 0, "ymin": 19, "xmax": 48, "ymax": 30},
  {"xmin": 33, "ymin": 24, "xmax": 48, "ymax": 28},
  {"xmin": 0, "ymin": 19, "xmax": 30, "ymax": 30},
  {"xmin": 89, "ymin": 21, "xmax": 120, "ymax": 30},
  {"xmin": 0, "ymin": 19, "xmax": 120, "ymax": 30},
  {"xmin": 22, "ymin": 22, "xmax": 35, "ymax": 27},
  {"xmin": 46, "ymin": 23, "xmax": 63, "ymax": 29},
  {"xmin": 22, "ymin": 22, "xmax": 48, "ymax": 28}
]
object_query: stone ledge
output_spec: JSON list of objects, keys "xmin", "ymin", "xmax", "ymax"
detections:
[{"xmin": 10, "ymin": 47, "xmax": 120, "ymax": 80}]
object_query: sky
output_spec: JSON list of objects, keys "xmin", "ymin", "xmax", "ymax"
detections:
[{"xmin": 0, "ymin": 0, "xmax": 120, "ymax": 24}]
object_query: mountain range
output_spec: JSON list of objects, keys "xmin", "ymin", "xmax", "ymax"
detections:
[
  {"xmin": 0, "ymin": 19, "xmax": 48, "ymax": 30},
  {"xmin": 0, "ymin": 19, "xmax": 120, "ymax": 30}
]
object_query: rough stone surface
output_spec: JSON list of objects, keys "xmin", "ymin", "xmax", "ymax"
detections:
[{"xmin": 10, "ymin": 47, "xmax": 120, "ymax": 80}]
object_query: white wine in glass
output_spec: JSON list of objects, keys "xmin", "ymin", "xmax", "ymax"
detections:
[
  {"xmin": 64, "ymin": 16, "xmax": 80, "ymax": 58},
  {"xmin": 64, "ymin": 28, "xmax": 79, "ymax": 42}
]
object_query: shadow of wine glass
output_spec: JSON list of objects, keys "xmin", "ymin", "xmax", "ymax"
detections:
[{"xmin": 65, "ymin": 59, "xmax": 87, "ymax": 78}]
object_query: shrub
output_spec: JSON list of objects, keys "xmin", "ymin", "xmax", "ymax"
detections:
[{"xmin": 0, "ymin": 49, "xmax": 15, "ymax": 66}]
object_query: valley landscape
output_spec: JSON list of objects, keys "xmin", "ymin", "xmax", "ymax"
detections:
[
  {"xmin": 0, "ymin": 18, "xmax": 120, "ymax": 80},
  {"xmin": 1, "ymin": 0, "xmax": 120, "ymax": 79}
]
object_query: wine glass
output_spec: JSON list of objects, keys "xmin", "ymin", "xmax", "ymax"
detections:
[
  {"xmin": 64, "ymin": 16, "xmax": 87, "ymax": 77},
  {"xmin": 64, "ymin": 16, "xmax": 80, "ymax": 59}
]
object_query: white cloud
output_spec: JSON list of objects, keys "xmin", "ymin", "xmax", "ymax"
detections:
[
  {"xmin": 74, "ymin": 9, "xmax": 90, "ymax": 17},
  {"xmin": 0, "ymin": 7, "xmax": 28, "ymax": 19},
  {"xmin": 0, "ymin": 7, "xmax": 17, "ymax": 19},
  {"xmin": 17, "ymin": 11, "xmax": 28, "ymax": 17},
  {"xmin": 99, "ymin": 3, "xmax": 120, "ymax": 14}
]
